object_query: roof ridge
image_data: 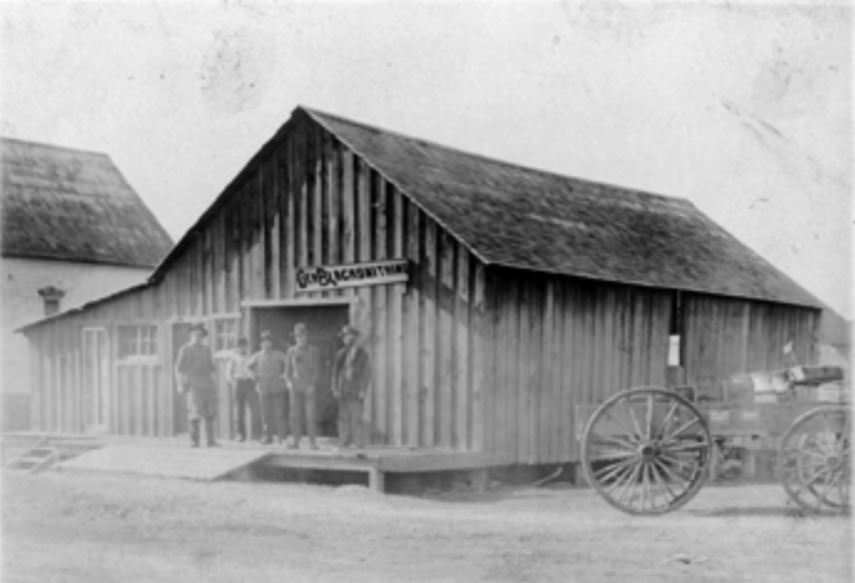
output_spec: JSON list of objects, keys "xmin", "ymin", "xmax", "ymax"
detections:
[
  {"xmin": 1, "ymin": 136, "xmax": 109, "ymax": 158},
  {"xmin": 299, "ymin": 105, "xmax": 692, "ymax": 207}
]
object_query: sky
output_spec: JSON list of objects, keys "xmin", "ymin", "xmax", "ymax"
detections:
[{"xmin": 1, "ymin": 1, "xmax": 852, "ymax": 317}]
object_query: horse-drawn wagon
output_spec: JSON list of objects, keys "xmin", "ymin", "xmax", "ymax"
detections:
[{"xmin": 578, "ymin": 354, "xmax": 849, "ymax": 515}]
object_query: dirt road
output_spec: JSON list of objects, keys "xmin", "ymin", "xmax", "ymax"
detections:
[{"xmin": 1, "ymin": 471, "xmax": 850, "ymax": 582}]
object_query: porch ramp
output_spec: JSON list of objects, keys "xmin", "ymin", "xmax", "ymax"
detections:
[{"xmin": 58, "ymin": 443, "xmax": 269, "ymax": 481}]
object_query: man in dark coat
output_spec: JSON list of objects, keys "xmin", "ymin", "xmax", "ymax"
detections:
[
  {"xmin": 174, "ymin": 323, "xmax": 219, "ymax": 447},
  {"xmin": 331, "ymin": 325, "xmax": 371, "ymax": 448}
]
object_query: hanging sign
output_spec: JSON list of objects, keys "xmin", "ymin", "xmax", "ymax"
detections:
[{"xmin": 296, "ymin": 259, "xmax": 409, "ymax": 292}]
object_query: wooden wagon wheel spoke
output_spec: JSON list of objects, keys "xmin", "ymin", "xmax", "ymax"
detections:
[
  {"xmin": 625, "ymin": 400, "xmax": 644, "ymax": 441},
  {"xmin": 639, "ymin": 461, "xmax": 653, "ymax": 511},
  {"xmin": 613, "ymin": 460, "xmax": 644, "ymax": 506},
  {"xmin": 817, "ymin": 470, "xmax": 843, "ymax": 506},
  {"xmin": 603, "ymin": 462, "xmax": 637, "ymax": 495},
  {"xmin": 594, "ymin": 455, "xmax": 638, "ymax": 482},
  {"xmin": 661, "ymin": 441, "xmax": 710, "ymax": 454},
  {"xmin": 662, "ymin": 417, "xmax": 700, "ymax": 442},
  {"xmin": 644, "ymin": 394, "xmax": 655, "ymax": 441},
  {"xmin": 657, "ymin": 401, "xmax": 680, "ymax": 436},
  {"xmin": 779, "ymin": 404, "xmax": 850, "ymax": 514},
  {"xmin": 582, "ymin": 387, "xmax": 711, "ymax": 515},
  {"xmin": 589, "ymin": 434, "xmax": 639, "ymax": 452},
  {"xmin": 648, "ymin": 459, "xmax": 677, "ymax": 499},
  {"xmin": 651, "ymin": 457, "xmax": 687, "ymax": 493},
  {"xmin": 589, "ymin": 448, "xmax": 639, "ymax": 461}
]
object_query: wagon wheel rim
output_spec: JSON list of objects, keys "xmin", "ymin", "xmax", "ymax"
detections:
[
  {"xmin": 581, "ymin": 387, "xmax": 713, "ymax": 515},
  {"xmin": 779, "ymin": 405, "xmax": 850, "ymax": 513}
]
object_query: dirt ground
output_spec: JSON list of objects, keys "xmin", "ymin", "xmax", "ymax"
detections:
[{"xmin": 1, "ymin": 470, "xmax": 851, "ymax": 583}]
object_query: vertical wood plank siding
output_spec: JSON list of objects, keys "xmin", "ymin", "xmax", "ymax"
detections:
[
  {"xmin": 22, "ymin": 113, "xmax": 820, "ymax": 466},
  {"xmin": 683, "ymin": 293, "xmax": 819, "ymax": 398},
  {"xmin": 22, "ymin": 117, "xmax": 486, "ymax": 449},
  {"xmin": 482, "ymin": 270, "xmax": 673, "ymax": 464}
]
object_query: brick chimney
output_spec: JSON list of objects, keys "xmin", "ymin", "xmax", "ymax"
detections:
[{"xmin": 37, "ymin": 285, "xmax": 65, "ymax": 316}]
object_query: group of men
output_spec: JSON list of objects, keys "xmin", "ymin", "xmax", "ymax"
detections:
[{"xmin": 174, "ymin": 322, "xmax": 371, "ymax": 449}]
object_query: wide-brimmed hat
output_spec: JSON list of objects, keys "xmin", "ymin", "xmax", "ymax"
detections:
[
  {"xmin": 189, "ymin": 323, "xmax": 208, "ymax": 336},
  {"xmin": 292, "ymin": 322, "xmax": 307, "ymax": 337},
  {"xmin": 339, "ymin": 324, "xmax": 360, "ymax": 337}
]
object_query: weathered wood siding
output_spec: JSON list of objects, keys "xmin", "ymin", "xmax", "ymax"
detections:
[
  {"xmin": 23, "ymin": 113, "xmax": 488, "ymax": 450},
  {"xmin": 482, "ymin": 270, "xmax": 673, "ymax": 464},
  {"xmin": 21, "ymin": 110, "xmax": 822, "ymax": 465},
  {"xmin": 683, "ymin": 293, "xmax": 820, "ymax": 398}
]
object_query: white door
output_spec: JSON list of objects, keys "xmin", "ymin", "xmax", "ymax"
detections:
[{"xmin": 82, "ymin": 327, "xmax": 110, "ymax": 433}]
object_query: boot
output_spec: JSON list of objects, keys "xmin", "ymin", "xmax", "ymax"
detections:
[
  {"xmin": 190, "ymin": 420, "xmax": 200, "ymax": 448},
  {"xmin": 204, "ymin": 417, "xmax": 219, "ymax": 447}
]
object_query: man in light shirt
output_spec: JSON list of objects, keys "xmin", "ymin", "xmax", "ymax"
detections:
[
  {"xmin": 227, "ymin": 336, "xmax": 259, "ymax": 442},
  {"xmin": 284, "ymin": 323, "xmax": 320, "ymax": 450},
  {"xmin": 247, "ymin": 330, "xmax": 289, "ymax": 445}
]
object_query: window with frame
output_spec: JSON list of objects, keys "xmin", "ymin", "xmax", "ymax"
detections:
[
  {"xmin": 213, "ymin": 317, "xmax": 240, "ymax": 354},
  {"xmin": 118, "ymin": 325, "xmax": 158, "ymax": 360}
]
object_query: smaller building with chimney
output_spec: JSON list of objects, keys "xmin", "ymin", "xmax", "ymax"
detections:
[{"xmin": 1, "ymin": 137, "xmax": 172, "ymax": 428}]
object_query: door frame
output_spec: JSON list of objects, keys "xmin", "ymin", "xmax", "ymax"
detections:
[{"xmin": 81, "ymin": 326, "xmax": 110, "ymax": 433}]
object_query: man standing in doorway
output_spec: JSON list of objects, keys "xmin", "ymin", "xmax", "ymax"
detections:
[
  {"xmin": 331, "ymin": 325, "xmax": 371, "ymax": 449},
  {"xmin": 284, "ymin": 323, "xmax": 320, "ymax": 450},
  {"xmin": 248, "ymin": 330, "xmax": 289, "ymax": 445},
  {"xmin": 174, "ymin": 323, "xmax": 219, "ymax": 448},
  {"xmin": 227, "ymin": 337, "xmax": 259, "ymax": 442}
]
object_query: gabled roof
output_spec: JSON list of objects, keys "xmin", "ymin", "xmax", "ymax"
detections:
[
  {"xmin": 18, "ymin": 105, "xmax": 823, "ymax": 334},
  {"xmin": 303, "ymin": 107, "xmax": 820, "ymax": 309},
  {"xmin": 1, "ymin": 137, "xmax": 172, "ymax": 267}
]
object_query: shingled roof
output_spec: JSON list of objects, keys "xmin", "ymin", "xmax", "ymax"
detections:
[
  {"xmin": 1, "ymin": 137, "xmax": 172, "ymax": 267},
  {"xmin": 303, "ymin": 107, "xmax": 820, "ymax": 309}
]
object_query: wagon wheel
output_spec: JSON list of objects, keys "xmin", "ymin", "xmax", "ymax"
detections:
[
  {"xmin": 581, "ymin": 387, "xmax": 713, "ymax": 515},
  {"xmin": 779, "ymin": 404, "xmax": 850, "ymax": 513}
]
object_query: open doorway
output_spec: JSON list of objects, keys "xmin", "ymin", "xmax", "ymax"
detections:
[{"xmin": 249, "ymin": 303, "xmax": 350, "ymax": 437}]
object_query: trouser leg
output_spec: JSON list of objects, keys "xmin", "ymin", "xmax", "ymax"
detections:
[
  {"xmin": 204, "ymin": 416, "xmax": 217, "ymax": 446},
  {"xmin": 261, "ymin": 393, "xmax": 275, "ymax": 441},
  {"xmin": 249, "ymin": 388, "xmax": 261, "ymax": 439},
  {"xmin": 289, "ymin": 390, "xmax": 303, "ymax": 445},
  {"xmin": 189, "ymin": 419, "xmax": 200, "ymax": 446},
  {"xmin": 337, "ymin": 399, "xmax": 350, "ymax": 446},
  {"xmin": 306, "ymin": 390, "xmax": 317, "ymax": 445},
  {"xmin": 350, "ymin": 399, "xmax": 365, "ymax": 448},
  {"xmin": 276, "ymin": 393, "xmax": 289, "ymax": 441},
  {"xmin": 235, "ymin": 385, "xmax": 247, "ymax": 439}
]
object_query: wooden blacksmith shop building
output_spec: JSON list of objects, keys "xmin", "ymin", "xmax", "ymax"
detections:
[{"xmin": 18, "ymin": 106, "xmax": 822, "ymax": 475}]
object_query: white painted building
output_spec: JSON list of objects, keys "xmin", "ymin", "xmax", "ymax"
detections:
[{"xmin": 1, "ymin": 137, "xmax": 172, "ymax": 428}]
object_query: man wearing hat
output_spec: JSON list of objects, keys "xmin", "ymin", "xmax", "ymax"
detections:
[
  {"xmin": 174, "ymin": 323, "xmax": 219, "ymax": 447},
  {"xmin": 247, "ymin": 330, "xmax": 289, "ymax": 444},
  {"xmin": 284, "ymin": 323, "xmax": 320, "ymax": 449},
  {"xmin": 331, "ymin": 325, "xmax": 371, "ymax": 448},
  {"xmin": 227, "ymin": 336, "xmax": 260, "ymax": 442}
]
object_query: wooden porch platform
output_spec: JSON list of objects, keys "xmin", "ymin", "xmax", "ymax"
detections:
[{"xmin": 3, "ymin": 432, "xmax": 508, "ymax": 491}]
